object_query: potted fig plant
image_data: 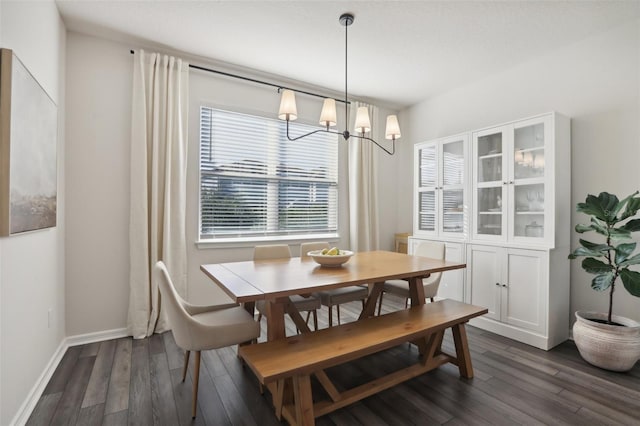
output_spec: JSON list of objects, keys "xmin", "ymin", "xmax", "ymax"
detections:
[{"xmin": 569, "ymin": 191, "xmax": 640, "ymax": 371}]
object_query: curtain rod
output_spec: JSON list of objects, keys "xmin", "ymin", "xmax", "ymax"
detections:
[{"xmin": 129, "ymin": 49, "xmax": 349, "ymax": 104}]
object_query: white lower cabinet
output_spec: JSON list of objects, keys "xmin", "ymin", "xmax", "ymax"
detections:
[
  {"xmin": 466, "ymin": 244, "xmax": 568, "ymax": 349},
  {"xmin": 409, "ymin": 237, "xmax": 465, "ymax": 302}
]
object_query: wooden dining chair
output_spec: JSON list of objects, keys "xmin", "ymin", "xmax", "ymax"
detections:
[
  {"xmin": 377, "ymin": 240, "xmax": 446, "ymax": 315},
  {"xmin": 302, "ymin": 242, "xmax": 369, "ymax": 327},
  {"xmin": 155, "ymin": 261, "xmax": 260, "ymax": 419},
  {"xmin": 253, "ymin": 244, "xmax": 322, "ymax": 331}
]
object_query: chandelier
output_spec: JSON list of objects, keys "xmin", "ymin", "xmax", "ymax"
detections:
[{"xmin": 277, "ymin": 13, "xmax": 401, "ymax": 155}]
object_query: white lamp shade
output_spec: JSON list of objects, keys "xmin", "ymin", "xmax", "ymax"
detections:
[
  {"xmin": 385, "ymin": 115, "xmax": 401, "ymax": 140},
  {"xmin": 354, "ymin": 107, "xmax": 371, "ymax": 133},
  {"xmin": 278, "ymin": 89, "xmax": 298, "ymax": 121},
  {"xmin": 319, "ymin": 98, "xmax": 337, "ymax": 127}
]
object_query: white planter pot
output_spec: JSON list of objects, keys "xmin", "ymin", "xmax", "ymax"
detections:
[{"xmin": 573, "ymin": 311, "xmax": 640, "ymax": 372}]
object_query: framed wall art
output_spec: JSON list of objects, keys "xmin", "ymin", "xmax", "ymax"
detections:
[{"xmin": 0, "ymin": 48, "xmax": 58, "ymax": 236}]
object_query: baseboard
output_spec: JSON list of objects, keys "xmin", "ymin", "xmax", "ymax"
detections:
[
  {"xmin": 10, "ymin": 327, "xmax": 129, "ymax": 426},
  {"xmin": 65, "ymin": 327, "xmax": 128, "ymax": 347}
]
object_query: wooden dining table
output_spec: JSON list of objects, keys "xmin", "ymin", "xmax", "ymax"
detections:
[{"xmin": 200, "ymin": 250, "xmax": 467, "ymax": 341}]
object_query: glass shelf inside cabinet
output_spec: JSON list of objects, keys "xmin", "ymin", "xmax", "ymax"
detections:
[
  {"xmin": 514, "ymin": 123, "xmax": 545, "ymax": 180},
  {"xmin": 477, "ymin": 187, "xmax": 502, "ymax": 235},
  {"xmin": 514, "ymin": 183, "xmax": 545, "ymax": 238},
  {"xmin": 477, "ymin": 133, "xmax": 503, "ymax": 183}
]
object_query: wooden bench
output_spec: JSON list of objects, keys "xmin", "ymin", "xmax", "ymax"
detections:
[{"xmin": 239, "ymin": 299, "xmax": 488, "ymax": 426}]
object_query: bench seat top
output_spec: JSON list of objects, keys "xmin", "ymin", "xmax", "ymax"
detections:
[{"xmin": 239, "ymin": 299, "xmax": 487, "ymax": 383}]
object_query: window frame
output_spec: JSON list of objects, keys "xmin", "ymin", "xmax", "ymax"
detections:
[{"xmin": 196, "ymin": 104, "xmax": 340, "ymax": 245}]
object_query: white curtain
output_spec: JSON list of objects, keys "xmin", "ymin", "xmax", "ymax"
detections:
[
  {"xmin": 127, "ymin": 50, "xmax": 189, "ymax": 338},
  {"xmin": 348, "ymin": 101, "xmax": 380, "ymax": 252}
]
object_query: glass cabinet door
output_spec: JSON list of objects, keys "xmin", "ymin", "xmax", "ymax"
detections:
[
  {"xmin": 417, "ymin": 144, "xmax": 437, "ymax": 233},
  {"xmin": 473, "ymin": 116, "xmax": 551, "ymax": 244},
  {"xmin": 475, "ymin": 129, "xmax": 506, "ymax": 238},
  {"xmin": 512, "ymin": 119, "xmax": 547, "ymax": 241},
  {"xmin": 441, "ymin": 139, "xmax": 465, "ymax": 235}
]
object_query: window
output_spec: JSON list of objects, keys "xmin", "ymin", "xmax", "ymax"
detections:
[{"xmin": 199, "ymin": 107, "xmax": 339, "ymax": 241}]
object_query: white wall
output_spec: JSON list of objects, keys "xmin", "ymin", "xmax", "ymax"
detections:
[
  {"xmin": 398, "ymin": 19, "xmax": 640, "ymax": 321},
  {"xmin": 0, "ymin": 1, "xmax": 66, "ymax": 424},
  {"xmin": 65, "ymin": 34, "xmax": 132, "ymax": 336}
]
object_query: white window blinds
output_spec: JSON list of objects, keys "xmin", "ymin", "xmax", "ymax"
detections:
[{"xmin": 199, "ymin": 107, "xmax": 339, "ymax": 240}]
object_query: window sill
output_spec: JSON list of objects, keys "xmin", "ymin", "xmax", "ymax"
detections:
[{"xmin": 195, "ymin": 233, "xmax": 341, "ymax": 249}]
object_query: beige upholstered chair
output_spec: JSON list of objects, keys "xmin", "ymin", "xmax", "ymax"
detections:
[
  {"xmin": 302, "ymin": 242, "xmax": 369, "ymax": 327},
  {"xmin": 377, "ymin": 240, "xmax": 446, "ymax": 315},
  {"xmin": 254, "ymin": 244, "xmax": 322, "ymax": 331},
  {"xmin": 155, "ymin": 261, "xmax": 260, "ymax": 419}
]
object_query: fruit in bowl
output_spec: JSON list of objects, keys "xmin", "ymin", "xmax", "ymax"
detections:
[
  {"xmin": 321, "ymin": 247, "xmax": 341, "ymax": 255},
  {"xmin": 307, "ymin": 248, "xmax": 354, "ymax": 267}
]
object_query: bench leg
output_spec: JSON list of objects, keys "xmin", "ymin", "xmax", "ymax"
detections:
[
  {"xmin": 274, "ymin": 378, "xmax": 294, "ymax": 420},
  {"xmin": 420, "ymin": 329, "xmax": 444, "ymax": 367},
  {"xmin": 452, "ymin": 323, "xmax": 474, "ymax": 379},
  {"xmin": 293, "ymin": 375, "xmax": 314, "ymax": 426}
]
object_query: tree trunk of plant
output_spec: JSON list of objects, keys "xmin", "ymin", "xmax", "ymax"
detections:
[{"xmin": 609, "ymin": 281, "xmax": 615, "ymax": 324}]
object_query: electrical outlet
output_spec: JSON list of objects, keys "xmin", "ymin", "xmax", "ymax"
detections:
[{"xmin": 48, "ymin": 308, "xmax": 53, "ymax": 328}]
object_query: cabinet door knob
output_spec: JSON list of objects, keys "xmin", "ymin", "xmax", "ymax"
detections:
[
  {"xmin": 509, "ymin": 181, "xmax": 514, "ymax": 184},
  {"xmin": 503, "ymin": 182, "xmax": 507, "ymax": 185},
  {"xmin": 495, "ymin": 282, "xmax": 500, "ymax": 286},
  {"xmin": 502, "ymin": 284, "xmax": 508, "ymax": 287}
]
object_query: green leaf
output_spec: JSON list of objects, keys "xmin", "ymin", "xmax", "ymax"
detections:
[
  {"xmin": 582, "ymin": 258, "xmax": 613, "ymax": 274},
  {"xmin": 577, "ymin": 193, "xmax": 619, "ymax": 224},
  {"xmin": 619, "ymin": 192, "xmax": 640, "ymax": 221},
  {"xmin": 575, "ymin": 223, "xmax": 594, "ymax": 234},
  {"xmin": 588, "ymin": 218, "xmax": 610, "ymax": 236},
  {"xmin": 579, "ymin": 239, "xmax": 610, "ymax": 251},
  {"xmin": 591, "ymin": 272, "xmax": 615, "ymax": 291},
  {"xmin": 608, "ymin": 227, "xmax": 632, "ymax": 240},
  {"xmin": 621, "ymin": 218, "xmax": 640, "ymax": 233},
  {"xmin": 569, "ymin": 246, "xmax": 607, "ymax": 259},
  {"xmin": 615, "ymin": 243, "xmax": 636, "ymax": 263},
  {"xmin": 612, "ymin": 193, "xmax": 631, "ymax": 218},
  {"xmin": 618, "ymin": 253, "xmax": 640, "ymax": 267},
  {"xmin": 620, "ymin": 269, "xmax": 640, "ymax": 297}
]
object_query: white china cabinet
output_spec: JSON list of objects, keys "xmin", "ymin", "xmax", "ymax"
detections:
[{"xmin": 411, "ymin": 112, "xmax": 571, "ymax": 350}]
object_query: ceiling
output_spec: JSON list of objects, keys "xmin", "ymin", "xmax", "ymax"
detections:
[{"xmin": 55, "ymin": 0, "xmax": 640, "ymax": 109}]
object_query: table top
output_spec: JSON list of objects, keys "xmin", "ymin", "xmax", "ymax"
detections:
[{"xmin": 201, "ymin": 250, "xmax": 466, "ymax": 303}]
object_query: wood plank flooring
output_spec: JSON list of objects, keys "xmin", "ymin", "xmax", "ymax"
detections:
[{"xmin": 27, "ymin": 296, "xmax": 640, "ymax": 425}]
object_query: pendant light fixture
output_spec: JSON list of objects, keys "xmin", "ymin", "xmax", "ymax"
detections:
[{"xmin": 278, "ymin": 13, "xmax": 401, "ymax": 155}]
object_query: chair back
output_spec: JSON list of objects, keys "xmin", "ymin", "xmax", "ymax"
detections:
[
  {"xmin": 414, "ymin": 241, "xmax": 446, "ymax": 298},
  {"xmin": 155, "ymin": 261, "xmax": 193, "ymax": 349},
  {"xmin": 300, "ymin": 242, "xmax": 330, "ymax": 259},
  {"xmin": 254, "ymin": 244, "xmax": 292, "ymax": 260}
]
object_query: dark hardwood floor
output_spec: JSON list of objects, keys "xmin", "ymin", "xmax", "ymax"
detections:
[{"xmin": 27, "ymin": 295, "xmax": 640, "ymax": 426}]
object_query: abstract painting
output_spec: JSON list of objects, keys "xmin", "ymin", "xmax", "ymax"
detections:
[{"xmin": 0, "ymin": 48, "xmax": 57, "ymax": 236}]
